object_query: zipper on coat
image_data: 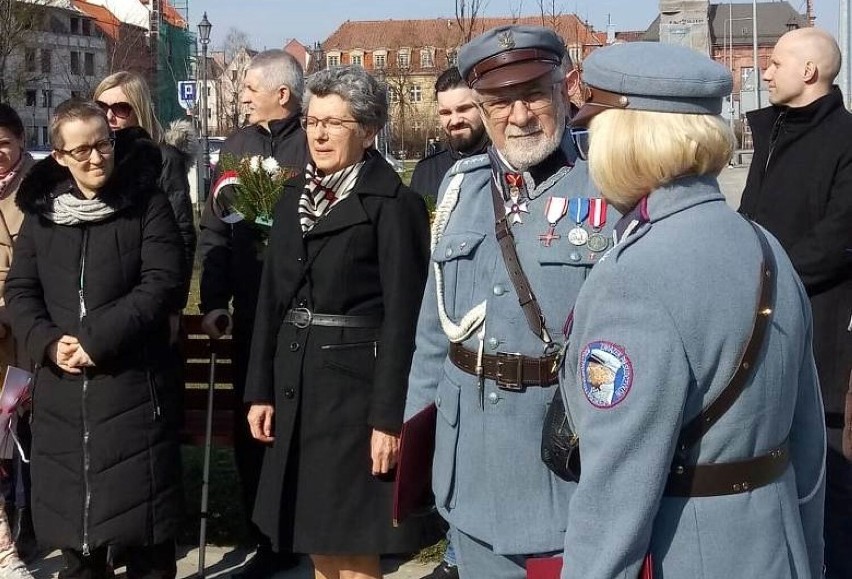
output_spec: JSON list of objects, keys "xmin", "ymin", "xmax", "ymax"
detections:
[
  {"xmin": 147, "ymin": 371, "xmax": 162, "ymax": 421},
  {"xmin": 78, "ymin": 229, "xmax": 92, "ymax": 556},
  {"xmin": 764, "ymin": 109, "xmax": 788, "ymax": 172}
]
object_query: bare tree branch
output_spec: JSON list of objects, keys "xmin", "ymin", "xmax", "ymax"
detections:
[
  {"xmin": 0, "ymin": 0, "xmax": 44, "ymax": 102},
  {"xmin": 456, "ymin": 0, "xmax": 488, "ymax": 43}
]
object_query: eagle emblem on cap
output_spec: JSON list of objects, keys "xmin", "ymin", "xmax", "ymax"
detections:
[{"xmin": 497, "ymin": 31, "xmax": 515, "ymax": 49}]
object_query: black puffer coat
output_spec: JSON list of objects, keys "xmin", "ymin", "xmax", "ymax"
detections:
[{"xmin": 5, "ymin": 133, "xmax": 184, "ymax": 551}]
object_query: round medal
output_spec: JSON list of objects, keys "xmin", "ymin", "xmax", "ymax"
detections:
[
  {"xmin": 587, "ymin": 232, "xmax": 609, "ymax": 252},
  {"xmin": 567, "ymin": 226, "xmax": 589, "ymax": 246}
]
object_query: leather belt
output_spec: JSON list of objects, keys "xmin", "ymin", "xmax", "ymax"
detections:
[
  {"xmin": 283, "ymin": 308, "xmax": 382, "ymax": 329},
  {"xmin": 664, "ymin": 442, "xmax": 789, "ymax": 497},
  {"xmin": 449, "ymin": 342, "xmax": 559, "ymax": 391}
]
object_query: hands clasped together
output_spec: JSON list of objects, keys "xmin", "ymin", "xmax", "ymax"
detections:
[{"xmin": 49, "ymin": 335, "xmax": 94, "ymax": 374}]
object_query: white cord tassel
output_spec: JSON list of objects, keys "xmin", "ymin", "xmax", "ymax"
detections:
[{"xmin": 431, "ymin": 173, "xmax": 487, "ymax": 343}]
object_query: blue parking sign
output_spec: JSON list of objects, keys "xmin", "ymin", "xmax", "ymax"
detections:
[{"xmin": 178, "ymin": 81, "xmax": 197, "ymax": 110}]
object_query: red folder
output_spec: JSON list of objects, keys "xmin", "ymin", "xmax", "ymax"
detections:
[
  {"xmin": 392, "ymin": 403, "xmax": 437, "ymax": 526},
  {"xmin": 526, "ymin": 553, "xmax": 654, "ymax": 579}
]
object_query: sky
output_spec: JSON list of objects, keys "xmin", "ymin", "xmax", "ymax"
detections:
[{"xmin": 187, "ymin": 0, "xmax": 840, "ymax": 52}]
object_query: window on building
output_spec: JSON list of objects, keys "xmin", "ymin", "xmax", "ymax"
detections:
[
  {"xmin": 352, "ymin": 54, "xmax": 363, "ymax": 66},
  {"xmin": 412, "ymin": 120, "xmax": 423, "ymax": 132},
  {"xmin": 41, "ymin": 49, "xmax": 52, "ymax": 73},
  {"xmin": 82, "ymin": 18, "xmax": 91, "ymax": 36},
  {"xmin": 27, "ymin": 130, "xmax": 37, "ymax": 148},
  {"xmin": 25, "ymin": 90, "xmax": 36, "ymax": 107},
  {"xmin": 84, "ymin": 52, "xmax": 95, "ymax": 76},
  {"xmin": 70, "ymin": 17, "xmax": 80, "ymax": 34},
  {"xmin": 447, "ymin": 49, "xmax": 458, "ymax": 66},
  {"xmin": 41, "ymin": 90, "xmax": 53, "ymax": 109},
  {"xmin": 741, "ymin": 66, "xmax": 755, "ymax": 91},
  {"xmin": 388, "ymin": 87, "xmax": 399, "ymax": 104},
  {"xmin": 421, "ymin": 48, "xmax": 434, "ymax": 68},
  {"xmin": 397, "ymin": 50, "xmax": 410, "ymax": 69},
  {"xmin": 41, "ymin": 126, "xmax": 49, "ymax": 146},
  {"xmin": 409, "ymin": 84, "xmax": 422, "ymax": 103},
  {"xmin": 327, "ymin": 54, "xmax": 340, "ymax": 67},
  {"xmin": 25, "ymin": 49, "xmax": 36, "ymax": 72},
  {"xmin": 374, "ymin": 53, "xmax": 386, "ymax": 69},
  {"xmin": 71, "ymin": 90, "xmax": 81, "ymax": 99},
  {"xmin": 70, "ymin": 51, "xmax": 80, "ymax": 74}
]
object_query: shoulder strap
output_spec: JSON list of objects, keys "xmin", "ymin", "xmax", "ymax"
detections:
[
  {"xmin": 489, "ymin": 177, "xmax": 552, "ymax": 344},
  {"xmin": 675, "ymin": 219, "xmax": 776, "ymax": 457}
]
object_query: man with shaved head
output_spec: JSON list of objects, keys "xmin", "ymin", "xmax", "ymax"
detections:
[{"xmin": 740, "ymin": 27, "xmax": 852, "ymax": 579}]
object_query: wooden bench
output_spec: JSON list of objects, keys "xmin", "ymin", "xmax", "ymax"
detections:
[{"xmin": 180, "ymin": 314, "xmax": 236, "ymax": 447}]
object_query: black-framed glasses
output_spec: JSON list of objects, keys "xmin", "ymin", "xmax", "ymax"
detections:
[
  {"xmin": 476, "ymin": 82, "xmax": 559, "ymax": 122},
  {"xmin": 57, "ymin": 137, "xmax": 115, "ymax": 162},
  {"xmin": 96, "ymin": 100, "xmax": 134, "ymax": 119},
  {"xmin": 570, "ymin": 127, "xmax": 590, "ymax": 161},
  {"xmin": 300, "ymin": 116, "xmax": 360, "ymax": 133}
]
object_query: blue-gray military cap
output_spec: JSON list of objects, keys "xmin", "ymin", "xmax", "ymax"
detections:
[
  {"xmin": 458, "ymin": 25, "xmax": 568, "ymax": 90},
  {"xmin": 573, "ymin": 41, "xmax": 733, "ymax": 126}
]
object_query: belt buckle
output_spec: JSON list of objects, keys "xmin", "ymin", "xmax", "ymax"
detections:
[
  {"xmin": 291, "ymin": 307, "xmax": 313, "ymax": 329},
  {"xmin": 496, "ymin": 352, "xmax": 524, "ymax": 391}
]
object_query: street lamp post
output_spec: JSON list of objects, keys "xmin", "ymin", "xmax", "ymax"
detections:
[{"xmin": 198, "ymin": 12, "xmax": 212, "ymax": 208}]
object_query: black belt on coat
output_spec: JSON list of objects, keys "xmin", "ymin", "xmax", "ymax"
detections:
[
  {"xmin": 449, "ymin": 342, "xmax": 559, "ymax": 391},
  {"xmin": 283, "ymin": 308, "xmax": 382, "ymax": 329},
  {"xmin": 664, "ymin": 441, "xmax": 790, "ymax": 497}
]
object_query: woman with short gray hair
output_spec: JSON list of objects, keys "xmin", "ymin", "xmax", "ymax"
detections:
[{"xmin": 245, "ymin": 65, "xmax": 434, "ymax": 579}]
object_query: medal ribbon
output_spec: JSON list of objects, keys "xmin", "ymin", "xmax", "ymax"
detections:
[
  {"xmin": 589, "ymin": 198, "xmax": 607, "ymax": 229},
  {"xmin": 568, "ymin": 197, "xmax": 590, "ymax": 226},
  {"xmin": 505, "ymin": 173, "xmax": 524, "ymax": 191},
  {"xmin": 544, "ymin": 197, "xmax": 568, "ymax": 225}
]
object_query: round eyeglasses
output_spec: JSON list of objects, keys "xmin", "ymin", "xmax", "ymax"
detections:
[
  {"xmin": 476, "ymin": 82, "xmax": 559, "ymax": 122},
  {"xmin": 57, "ymin": 137, "xmax": 115, "ymax": 162}
]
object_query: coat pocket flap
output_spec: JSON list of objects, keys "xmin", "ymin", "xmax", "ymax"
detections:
[
  {"xmin": 435, "ymin": 377, "xmax": 461, "ymax": 427},
  {"xmin": 432, "ymin": 232, "xmax": 486, "ymax": 263}
]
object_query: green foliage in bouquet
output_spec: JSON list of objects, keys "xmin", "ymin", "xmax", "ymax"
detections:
[{"xmin": 217, "ymin": 154, "xmax": 298, "ymax": 233}]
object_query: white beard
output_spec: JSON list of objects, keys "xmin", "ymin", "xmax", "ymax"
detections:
[{"xmin": 498, "ymin": 102, "xmax": 566, "ymax": 171}]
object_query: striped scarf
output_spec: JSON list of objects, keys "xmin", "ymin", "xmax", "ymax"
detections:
[{"xmin": 299, "ymin": 160, "xmax": 364, "ymax": 234}]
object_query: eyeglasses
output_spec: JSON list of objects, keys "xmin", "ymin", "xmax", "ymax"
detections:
[
  {"xmin": 57, "ymin": 137, "xmax": 115, "ymax": 162},
  {"xmin": 570, "ymin": 127, "xmax": 590, "ymax": 161},
  {"xmin": 95, "ymin": 100, "xmax": 134, "ymax": 119},
  {"xmin": 300, "ymin": 116, "xmax": 360, "ymax": 134},
  {"xmin": 476, "ymin": 82, "xmax": 559, "ymax": 122}
]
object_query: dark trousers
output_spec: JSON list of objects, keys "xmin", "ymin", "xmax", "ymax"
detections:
[
  {"xmin": 825, "ymin": 446, "xmax": 852, "ymax": 579},
  {"xmin": 59, "ymin": 542, "xmax": 176, "ymax": 579}
]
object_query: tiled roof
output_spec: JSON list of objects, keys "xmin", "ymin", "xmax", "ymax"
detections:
[
  {"xmin": 71, "ymin": 0, "xmax": 122, "ymax": 39},
  {"xmin": 323, "ymin": 14, "xmax": 602, "ymax": 51}
]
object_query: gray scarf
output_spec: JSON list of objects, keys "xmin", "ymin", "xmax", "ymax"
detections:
[{"xmin": 44, "ymin": 192, "xmax": 116, "ymax": 225}]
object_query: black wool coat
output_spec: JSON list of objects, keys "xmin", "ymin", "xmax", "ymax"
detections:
[
  {"xmin": 740, "ymin": 87, "xmax": 852, "ymax": 437},
  {"xmin": 5, "ymin": 134, "xmax": 185, "ymax": 551},
  {"xmin": 244, "ymin": 153, "xmax": 431, "ymax": 552}
]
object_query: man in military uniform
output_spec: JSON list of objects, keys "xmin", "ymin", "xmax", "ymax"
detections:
[
  {"xmin": 410, "ymin": 67, "xmax": 489, "ymax": 206},
  {"xmin": 405, "ymin": 25, "xmax": 615, "ymax": 578}
]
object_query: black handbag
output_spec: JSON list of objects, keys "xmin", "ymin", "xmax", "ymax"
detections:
[{"xmin": 541, "ymin": 389, "xmax": 581, "ymax": 482}]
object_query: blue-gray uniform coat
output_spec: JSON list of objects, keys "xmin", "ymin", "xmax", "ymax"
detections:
[
  {"xmin": 560, "ymin": 176, "xmax": 825, "ymax": 578},
  {"xmin": 405, "ymin": 136, "xmax": 615, "ymax": 555}
]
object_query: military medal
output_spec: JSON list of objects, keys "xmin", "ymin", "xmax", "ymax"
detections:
[
  {"xmin": 586, "ymin": 198, "xmax": 609, "ymax": 253},
  {"xmin": 539, "ymin": 197, "xmax": 567, "ymax": 247},
  {"xmin": 504, "ymin": 173, "xmax": 529, "ymax": 225},
  {"xmin": 567, "ymin": 197, "xmax": 590, "ymax": 246}
]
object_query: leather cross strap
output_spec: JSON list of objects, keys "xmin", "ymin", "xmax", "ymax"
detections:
[
  {"xmin": 675, "ymin": 219, "xmax": 776, "ymax": 459},
  {"xmin": 490, "ymin": 177, "xmax": 552, "ymax": 344},
  {"xmin": 449, "ymin": 342, "xmax": 559, "ymax": 391}
]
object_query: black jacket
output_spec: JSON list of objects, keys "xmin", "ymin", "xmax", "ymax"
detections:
[
  {"xmin": 5, "ymin": 135, "xmax": 184, "ymax": 550},
  {"xmin": 198, "ymin": 115, "xmax": 308, "ymax": 342},
  {"xmin": 410, "ymin": 141, "xmax": 488, "ymax": 204},
  {"xmin": 740, "ymin": 87, "xmax": 852, "ymax": 431}
]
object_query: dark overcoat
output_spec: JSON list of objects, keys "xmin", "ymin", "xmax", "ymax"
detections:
[
  {"xmin": 244, "ymin": 152, "xmax": 431, "ymax": 553},
  {"xmin": 4, "ymin": 134, "xmax": 184, "ymax": 551},
  {"xmin": 739, "ymin": 87, "xmax": 852, "ymax": 441}
]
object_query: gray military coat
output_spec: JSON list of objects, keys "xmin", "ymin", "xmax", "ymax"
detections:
[
  {"xmin": 406, "ymin": 137, "xmax": 615, "ymax": 555},
  {"xmin": 560, "ymin": 176, "xmax": 825, "ymax": 578}
]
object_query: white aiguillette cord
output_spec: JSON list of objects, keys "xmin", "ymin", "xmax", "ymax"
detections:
[{"xmin": 431, "ymin": 173, "xmax": 487, "ymax": 344}]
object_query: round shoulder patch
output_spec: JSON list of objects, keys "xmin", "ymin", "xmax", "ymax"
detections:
[{"xmin": 580, "ymin": 341, "xmax": 633, "ymax": 408}]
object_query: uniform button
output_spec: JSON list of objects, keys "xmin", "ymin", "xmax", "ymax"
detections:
[
  {"xmin": 436, "ymin": 396, "xmax": 442, "ymax": 407},
  {"xmin": 289, "ymin": 342, "xmax": 300, "ymax": 352},
  {"xmin": 284, "ymin": 388, "xmax": 295, "ymax": 399},
  {"xmin": 492, "ymin": 285, "xmax": 506, "ymax": 296},
  {"xmin": 297, "ymin": 256, "xmax": 304, "ymax": 263},
  {"xmin": 570, "ymin": 252, "xmax": 581, "ymax": 262},
  {"xmin": 445, "ymin": 248, "xmax": 454, "ymax": 258},
  {"xmin": 487, "ymin": 392, "xmax": 499, "ymax": 404},
  {"xmin": 459, "ymin": 241, "xmax": 467, "ymax": 250},
  {"xmin": 298, "ymin": 298, "xmax": 307, "ymax": 307},
  {"xmin": 488, "ymin": 337, "xmax": 500, "ymax": 350}
]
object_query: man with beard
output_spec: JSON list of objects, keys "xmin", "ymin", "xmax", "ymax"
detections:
[
  {"xmin": 404, "ymin": 26, "xmax": 615, "ymax": 578},
  {"xmin": 411, "ymin": 67, "xmax": 489, "ymax": 206}
]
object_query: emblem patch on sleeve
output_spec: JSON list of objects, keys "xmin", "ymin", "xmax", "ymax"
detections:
[{"xmin": 580, "ymin": 341, "xmax": 633, "ymax": 408}]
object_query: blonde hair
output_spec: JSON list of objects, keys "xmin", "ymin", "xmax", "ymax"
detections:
[
  {"xmin": 94, "ymin": 71, "xmax": 163, "ymax": 143},
  {"xmin": 587, "ymin": 109, "xmax": 734, "ymax": 208}
]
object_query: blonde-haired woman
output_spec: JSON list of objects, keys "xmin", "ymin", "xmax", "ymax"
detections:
[
  {"xmin": 94, "ymin": 71, "xmax": 196, "ymax": 306},
  {"xmin": 554, "ymin": 42, "xmax": 825, "ymax": 578}
]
